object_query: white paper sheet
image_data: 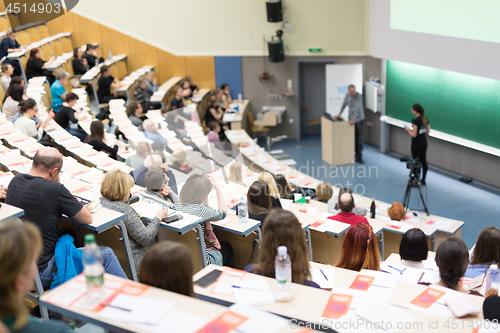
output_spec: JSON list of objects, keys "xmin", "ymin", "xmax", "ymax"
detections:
[
  {"xmin": 233, "ymin": 278, "xmax": 276, "ymax": 306},
  {"xmin": 132, "ymin": 308, "xmax": 208, "ymax": 333},
  {"xmin": 229, "ymin": 304, "xmax": 288, "ymax": 333},
  {"xmin": 359, "ymin": 269, "xmax": 398, "ymax": 301},
  {"xmin": 310, "ymin": 268, "xmax": 336, "ymax": 289}
]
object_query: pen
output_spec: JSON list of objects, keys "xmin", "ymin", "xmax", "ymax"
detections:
[
  {"xmin": 387, "ymin": 264, "xmax": 404, "ymax": 274},
  {"xmin": 320, "ymin": 268, "xmax": 329, "ymax": 281},
  {"xmin": 232, "ymin": 285, "xmax": 261, "ymax": 291},
  {"xmin": 100, "ymin": 303, "xmax": 132, "ymax": 312}
]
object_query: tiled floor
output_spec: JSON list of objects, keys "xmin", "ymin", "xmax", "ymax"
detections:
[{"xmin": 271, "ymin": 135, "xmax": 500, "ymax": 248}]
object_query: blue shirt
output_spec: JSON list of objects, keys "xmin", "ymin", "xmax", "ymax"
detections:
[
  {"xmin": 51, "ymin": 80, "xmax": 66, "ymax": 113},
  {"xmin": 143, "ymin": 130, "xmax": 169, "ymax": 145}
]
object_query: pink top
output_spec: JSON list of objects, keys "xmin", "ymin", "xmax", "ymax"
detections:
[{"xmin": 206, "ymin": 131, "xmax": 220, "ymax": 143}]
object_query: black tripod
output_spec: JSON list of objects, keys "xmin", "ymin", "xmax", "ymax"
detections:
[{"xmin": 402, "ymin": 177, "xmax": 429, "ymax": 215}]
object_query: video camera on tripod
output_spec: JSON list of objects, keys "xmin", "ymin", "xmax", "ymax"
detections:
[{"xmin": 400, "ymin": 156, "xmax": 421, "ymax": 185}]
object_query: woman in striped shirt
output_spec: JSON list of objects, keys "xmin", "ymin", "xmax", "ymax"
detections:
[{"xmin": 170, "ymin": 174, "xmax": 233, "ymax": 267}]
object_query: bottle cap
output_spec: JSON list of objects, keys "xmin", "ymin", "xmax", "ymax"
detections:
[
  {"xmin": 84, "ymin": 234, "xmax": 96, "ymax": 245},
  {"xmin": 491, "ymin": 264, "xmax": 498, "ymax": 270},
  {"xmin": 277, "ymin": 246, "xmax": 287, "ymax": 256}
]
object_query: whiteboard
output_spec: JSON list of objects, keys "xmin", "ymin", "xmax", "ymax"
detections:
[{"xmin": 325, "ymin": 64, "xmax": 363, "ymax": 117}]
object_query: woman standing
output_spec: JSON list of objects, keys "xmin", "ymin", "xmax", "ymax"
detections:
[{"xmin": 405, "ymin": 104, "xmax": 430, "ymax": 185}]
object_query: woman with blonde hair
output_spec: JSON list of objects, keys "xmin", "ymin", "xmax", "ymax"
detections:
[
  {"xmin": 0, "ymin": 220, "xmax": 71, "ymax": 332},
  {"xmin": 170, "ymin": 174, "xmax": 233, "ymax": 267},
  {"xmin": 169, "ymin": 150, "xmax": 193, "ymax": 174},
  {"xmin": 335, "ymin": 223, "xmax": 381, "ymax": 271},
  {"xmin": 258, "ymin": 171, "xmax": 282, "ymax": 208},
  {"xmin": 316, "ymin": 182, "xmax": 333, "ymax": 203},
  {"xmin": 99, "ymin": 169, "xmax": 168, "ymax": 273},
  {"xmin": 140, "ymin": 241, "xmax": 195, "ymax": 297},
  {"xmin": 245, "ymin": 209, "xmax": 319, "ymax": 288},
  {"xmin": 228, "ymin": 162, "xmax": 246, "ymax": 187},
  {"xmin": 387, "ymin": 202, "xmax": 406, "ymax": 221}
]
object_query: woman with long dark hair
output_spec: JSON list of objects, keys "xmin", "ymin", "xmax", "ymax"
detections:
[
  {"xmin": 84, "ymin": 120, "xmax": 119, "ymax": 159},
  {"xmin": 405, "ymin": 103, "xmax": 430, "ymax": 185},
  {"xmin": 25, "ymin": 48, "xmax": 55, "ymax": 84}
]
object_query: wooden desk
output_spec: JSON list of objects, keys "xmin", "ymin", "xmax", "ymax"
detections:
[
  {"xmin": 223, "ymin": 100, "xmax": 249, "ymax": 131},
  {"xmin": 0, "ymin": 203, "xmax": 24, "ymax": 222},
  {"xmin": 150, "ymin": 76, "xmax": 182, "ymax": 109}
]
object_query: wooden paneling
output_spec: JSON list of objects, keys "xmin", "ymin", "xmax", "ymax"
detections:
[
  {"xmin": 156, "ymin": 49, "xmax": 186, "ymax": 84},
  {"xmin": 47, "ymin": 11, "xmax": 75, "ymax": 36},
  {"xmin": 72, "ymin": 14, "xmax": 102, "ymax": 49},
  {"xmin": 100, "ymin": 25, "xmax": 130, "ymax": 61},
  {"xmin": 127, "ymin": 37, "xmax": 158, "ymax": 72},
  {"xmin": 186, "ymin": 56, "xmax": 216, "ymax": 90}
]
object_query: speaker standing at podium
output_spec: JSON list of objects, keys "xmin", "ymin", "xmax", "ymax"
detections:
[{"xmin": 335, "ymin": 85, "xmax": 365, "ymax": 164}]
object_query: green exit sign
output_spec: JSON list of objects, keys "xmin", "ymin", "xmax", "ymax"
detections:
[{"xmin": 309, "ymin": 48, "xmax": 322, "ymax": 53}]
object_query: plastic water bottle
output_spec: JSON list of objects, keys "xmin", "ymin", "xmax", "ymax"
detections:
[
  {"xmin": 238, "ymin": 196, "xmax": 248, "ymax": 224},
  {"xmin": 275, "ymin": 246, "xmax": 293, "ymax": 302},
  {"xmin": 485, "ymin": 264, "xmax": 500, "ymax": 297},
  {"xmin": 108, "ymin": 50, "xmax": 112, "ymax": 60},
  {"xmin": 82, "ymin": 234, "xmax": 104, "ymax": 299}
]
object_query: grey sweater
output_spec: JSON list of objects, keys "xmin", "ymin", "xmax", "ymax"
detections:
[{"xmin": 99, "ymin": 197, "xmax": 160, "ymax": 274}]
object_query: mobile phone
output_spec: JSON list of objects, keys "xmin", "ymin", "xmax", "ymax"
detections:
[
  {"xmin": 194, "ymin": 269, "xmax": 223, "ymax": 287},
  {"xmin": 129, "ymin": 196, "xmax": 139, "ymax": 205},
  {"xmin": 162, "ymin": 214, "xmax": 183, "ymax": 223}
]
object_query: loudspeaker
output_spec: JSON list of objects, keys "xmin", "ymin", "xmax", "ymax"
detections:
[
  {"xmin": 268, "ymin": 40, "xmax": 284, "ymax": 63},
  {"xmin": 266, "ymin": 1, "xmax": 283, "ymax": 22}
]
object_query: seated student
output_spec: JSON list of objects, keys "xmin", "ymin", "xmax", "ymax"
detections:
[
  {"xmin": 5, "ymin": 148, "xmax": 127, "ymax": 288},
  {"xmin": 483, "ymin": 295, "xmax": 500, "ymax": 322},
  {"xmin": 84, "ymin": 120, "xmax": 119, "ymax": 160},
  {"xmin": 145, "ymin": 71, "xmax": 158, "ymax": 97},
  {"xmin": 327, "ymin": 192, "xmax": 369, "ymax": 226},
  {"xmin": 130, "ymin": 154, "xmax": 178, "ymax": 194},
  {"xmin": 126, "ymin": 101, "xmax": 144, "ymax": 128},
  {"xmin": 134, "ymin": 78, "xmax": 150, "ymax": 110},
  {"xmin": 97, "ymin": 65, "xmax": 122, "ymax": 104},
  {"xmin": 185, "ymin": 75, "xmax": 198, "ymax": 95},
  {"xmin": 258, "ymin": 172, "xmax": 283, "ymax": 208},
  {"xmin": 335, "ymin": 223, "xmax": 380, "ymax": 271},
  {"xmin": 247, "ymin": 180, "xmax": 272, "ymax": 225},
  {"xmin": 205, "ymin": 94, "xmax": 226, "ymax": 128},
  {"xmin": 245, "ymin": 209, "xmax": 320, "ymax": 288},
  {"xmin": 100, "ymin": 169, "xmax": 168, "ymax": 274},
  {"xmin": 0, "ymin": 63, "xmax": 14, "ymax": 92},
  {"xmin": 171, "ymin": 174, "xmax": 233, "ymax": 267},
  {"xmin": 316, "ymin": 182, "xmax": 333, "ymax": 203},
  {"xmin": 219, "ymin": 83, "xmax": 232, "ymax": 110},
  {"xmin": 25, "ymin": 48, "xmax": 56, "ymax": 84},
  {"xmin": 152, "ymin": 140, "xmax": 167, "ymax": 162},
  {"xmin": 169, "ymin": 150, "xmax": 194, "ymax": 174},
  {"xmin": 0, "ymin": 220, "xmax": 72, "ymax": 332},
  {"xmin": 13, "ymin": 99, "xmax": 47, "ymax": 140},
  {"xmin": 228, "ymin": 161, "xmax": 246, "ymax": 187},
  {"xmin": 140, "ymin": 241, "xmax": 194, "ymax": 297},
  {"xmin": 181, "ymin": 79, "xmax": 193, "ymax": 99},
  {"xmin": 274, "ymin": 174, "xmax": 294, "ymax": 200},
  {"xmin": 142, "ymin": 119, "xmax": 168, "ymax": 145},
  {"xmin": 0, "ymin": 29, "xmax": 22, "ymax": 76},
  {"xmin": 434, "ymin": 238, "xmax": 481, "ymax": 295},
  {"xmin": 465, "ymin": 226, "xmax": 500, "ymax": 279},
  {"xmin": 139, "ymin": 168, "xmax": 179, "ymax": 205},
  {"xmin": 53, "ymin": 92, "xmax": 87, "ymax": 141},
  {"xmin": 83, "ymin": 44, "xmax": 104, "ymax": 68},
  {"xmin": 170, "ymin": 87, "xmax": 186, "ymax": 110},
  {"xmin": 387, "ymin": 202, "xmax": 406, "ymax": 221},
  {"xmin": 51, "ymin": 71, "xmax": 70, "ymax": 113},
  {"xmin": 72, "ymin": 47, "xmax": 89, "ymax": 76},
  {"xmin": 2, "ymin": 84, "xmax": 24, "ymax": 122},
  {"xmin": 125, "ymin": 141, "xmax": 152, "ymax": 169},
  {"xmin": 399, "ymin": 228, "xmax": 434, "ymax": 269},
  {"xmin": 206, "ymin": 120, "xmax": 221, "ymax": 144}
]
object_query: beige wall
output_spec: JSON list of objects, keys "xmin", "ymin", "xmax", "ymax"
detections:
[{"xmin": 71, "ymin": 0, "xmax": 369, "ymax": 56}]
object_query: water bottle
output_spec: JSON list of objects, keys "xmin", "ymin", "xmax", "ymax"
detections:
[
  {"xmin": 82, "ymin": 234, "xmax": 104, "ymax": 299},
  {"xmin": 108, "ymin": 50, "xmax": 112, "ymax": 60},
  {"xmin": 238, "ymin": 196, "xmax": 248, "ymax": 224},
  {"xmin": 370, "ymin": 198, "xmax": 376, "ymax": 218},
  {"xmin": 275, "ymin": 246, "xmax": 293, "ymax": 302},
  {"xmin": 485, "ymin": 264, "xmax": 500, "ymax": 297}
]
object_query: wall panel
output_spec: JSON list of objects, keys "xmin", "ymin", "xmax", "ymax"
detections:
[{"xmin": 186, "ymin": 57, "xmax": 216, "ymax": 90}]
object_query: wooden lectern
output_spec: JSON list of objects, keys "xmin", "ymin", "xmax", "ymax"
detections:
[{"xmin": 321, "ymin": 117, "xmax": 355, "ymax": 166}]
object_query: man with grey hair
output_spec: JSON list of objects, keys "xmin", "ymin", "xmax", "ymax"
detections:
[
  {"xmin": 138, "ymin": 168, "xmax": 179, "ymax": 205},
  {"xmin": 145, "ymin": 71, "xmax": 158, "ymax": 97},
  {"xmin": 130, "ymin": 153, "xmax": 178, "ymax": 194},
  {"xmin": 142, "ymin": 119, "xmax": 169, "ymax": 145},
  {"xmin": 125, "ymin": 141, "xmax": 152, "ymax": 169},
  {"xmin": 134, "ymin": 77, "xmax": 149, "ymax": 110},
  {"xmin": 51, "ymin": 70, "xmax": 70, "ymax": 113}
]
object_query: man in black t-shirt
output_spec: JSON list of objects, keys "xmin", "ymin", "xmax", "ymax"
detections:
[{"xmin": 5, "ymin": 148, "xmax": 127, "ymax": 287}]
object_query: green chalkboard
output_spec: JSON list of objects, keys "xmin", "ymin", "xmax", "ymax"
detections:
[{"xmin": 385, "ymin": 60, "xmax": 500, "ymax": 149}]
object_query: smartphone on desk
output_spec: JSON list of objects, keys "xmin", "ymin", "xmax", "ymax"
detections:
[
  {"xmin": 162, "ymin": 214, "xmax": 183, "ymax": 224},
  {"xmin": 194, "ymin": 269, "xmax": 223, "ymax": 287}
]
